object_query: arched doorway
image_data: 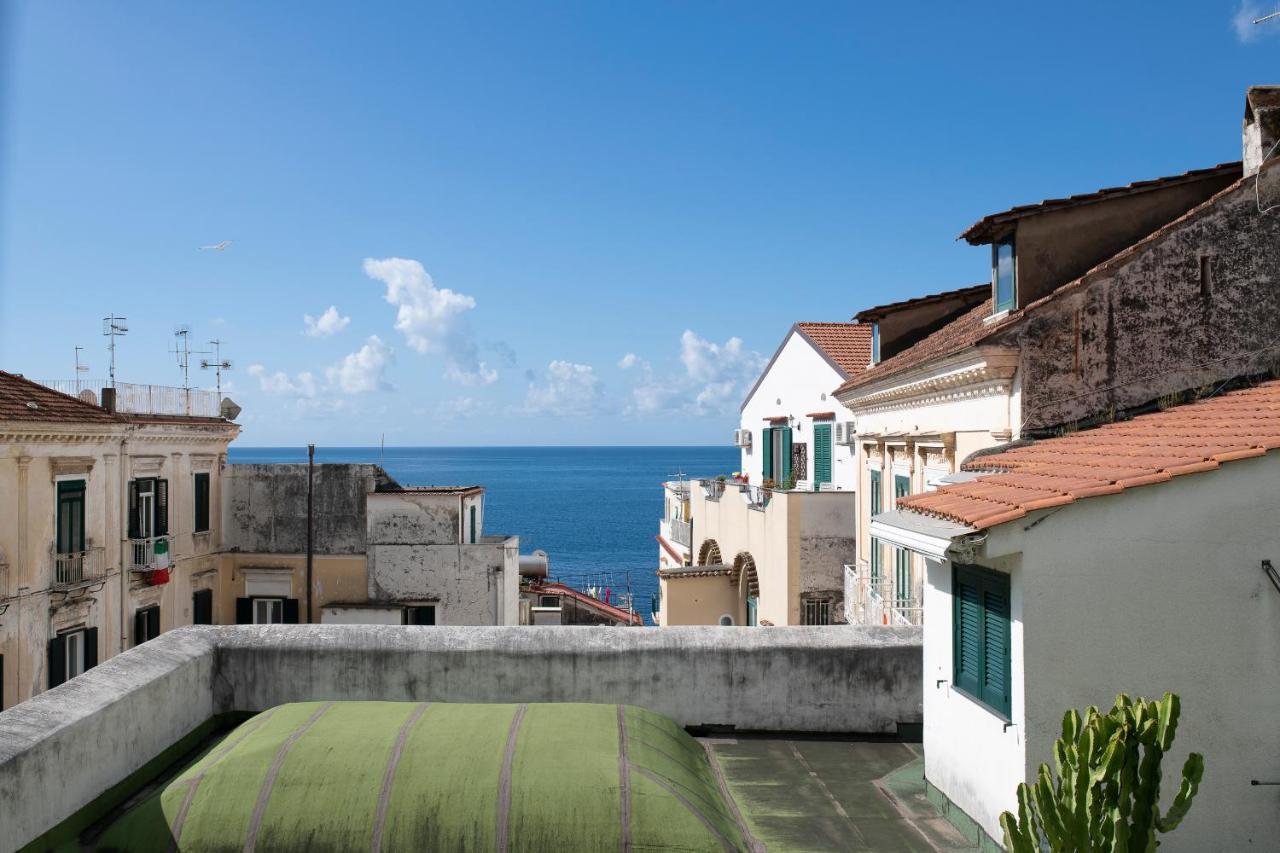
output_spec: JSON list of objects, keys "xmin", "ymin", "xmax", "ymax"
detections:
[
  {"xmin": 730, "ymin": 553, "xmax": 759, "ymax": 626},
  {"xmin": 698, "ymin": 539, "xmax": 723, "ymax": 566}
]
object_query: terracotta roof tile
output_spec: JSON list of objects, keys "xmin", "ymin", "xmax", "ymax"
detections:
[
  {"xmin": 959, "ymin": 161, "xmax": 1242, "ymax": 244},
  {"xmin": 834, "ymin": 298, "xmax": 994, "ymax": 396},
  {"xmin": 794, "ymin": 322, "xmax": 874, "ymax": 374},
  {"xmin": 852, "ymin": 284, "xmax": 989, "ymax": 322},
  {"xmin": 0, "ymin": 371, "xmax": 120, "ymax": 425},
  {"xmin": 896, "ymin": 380, "xmax": 1280, "ymax": 529}
]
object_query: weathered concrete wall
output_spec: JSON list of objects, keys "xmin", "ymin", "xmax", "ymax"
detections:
[
  {"xmin": 1000, "ymin": 178, "xmax": 1280, "ymax": 431},
  {"xmin": 0, "ymin": 624, "xmax": 922, "ymax": 850},
  {"xmin": 367, "ymin": 491, "xmax": 461, "ymax": 546},
  {"xmin": 366, "ymin": 541, "xmax": 517, "ymax": 625},
  {"xmin": 797, "ymin": 492, "xmax": 856, "ymax": 616},
  {"xmin": 223, "ymin": 464, "xmax": 393, "ymax": 554}
]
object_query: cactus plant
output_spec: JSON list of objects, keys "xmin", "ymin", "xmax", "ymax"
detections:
[{"xmin": 1000, "ymin": 692, "xmax": 1203, "ymax": 852}]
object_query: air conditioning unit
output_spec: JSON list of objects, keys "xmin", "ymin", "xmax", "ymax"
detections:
[
  {"xmin": 734, "ymin": 429, "xmax": 752, "ymax": 448},
  {"xmin": 835, "ymin": 421, "xmax": 856, "ymax": 445}
]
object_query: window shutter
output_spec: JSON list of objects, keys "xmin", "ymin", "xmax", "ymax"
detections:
[
  {"xmin": 953, "ymin": 572, "xmax": 984, "ymax": 698},
  {"xmin": 781, "ymin": 429, "xmax": 793, "ymax": 482},
  {"xmin": 48, "ymin": 636, "xmax": 66, "ymax": 688},
  {"xmin": 761, "ymin": 428, "xmax": 773, "ymax": 481},
  {"xmin": 194, "ymin": 473, "xmax": 210, "ymax": 533},
  {"xmin": 982, "ymin": 583, "xmax": 1011, "ymax": 716},
  {"xmin": 155, "ymin": 479, "xmax": 169, "ymax": 536},
  {"xmin": 194, "ymin": 589, "xmax": 213, "ymax": 625},
  {"xmin": 235, "ymin": 597, "xmax": 253, "ymax": 625},
  {"xmin": 469, "ymin": 505, "xmax": 476, "ymax": 544},
  {"xmin": 148, "ymin": 607, "xmax": 161, "ymax": 640},
  {"xmin": 128, "ymin": 481, "xmax": 140, "ymax": 540},
  {"xmin": 283, "ymin": 598, "xmax": 300, "ymax": 624},
  {"xmin": 813, "ymin": 424, "xmax": 832, "ymax": 486},
  {"xmin": 135, "ymin": 609, "xmax": 147, "ymax": 645},
  {"xmin": 84, "ymin": 628, "xmax": 98, "ymax": 669}
]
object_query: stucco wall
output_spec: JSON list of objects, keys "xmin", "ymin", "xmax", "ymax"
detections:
[
  {"xmin": 1000, "ymin": 180, "xmax": 1280, "ymax": 431},
  {"xmin": 366, "ymin": 541, "xmax": 519, "ymax": 625},
  {"xmin": 223, "ymin": 463, "xmax": 390, "ymax": 554},
  {"xmin": 657, "ymin": 574, "xmax": 738, "ymax": 626},
  {"xmin": 0, "ymin": 624, "xmax": 923, "ymax": 850},
  {"xmin": 926, "ymin": 452, "xmax": 1280, "ymax": 850}
]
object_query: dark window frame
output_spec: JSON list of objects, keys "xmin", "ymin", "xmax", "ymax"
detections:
[
  {"xmin": 803, "ymin": 598, "xmax": 832, "ymax": 625},
  {"xmin": 135, "ymin": 604, "xmax": 161, "ymax": 645}
]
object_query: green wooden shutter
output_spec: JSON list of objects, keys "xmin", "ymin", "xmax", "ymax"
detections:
[
  {"xmin": 194, "ymin": 473, "xmax": 210, "ymax": 533},
  {"xmin": 128, "ymin": 480, "xmax": 140, "ymax": 540},
  {"xmin": 982, "ymin": 581, "xmax": 1011, "ymax": 716},
  {"xmin": 761, "ymin": 427, "xmax": 773, "ymax": 482},
  {"xmin": 781, "ymin": 428, "xmax": 793, "ymax": 483},
  {"xmin": 193, "ymin": 589, "xmax": 213, "ymax": 625},
  {"xmin": 869, "ymin": 469, "xmax": 882, "ymax": 582},
  {"xmin": 57, "ymin": 480, "xmax": 86, "ymax": 554},
  {"xmin": 135, "ymin": 610, "xmax": 147, "ymax": 645},
  {"xmin": 235, "ymin": 598, "xmax": 252, "ymax": 624},
  {"xmin": 813, "ymin": 424, "xmax": 832, "ymax": 488},
  {"xmin": 48, "ymin": 636, "xmax": 66, "ymax": 688},
  {"xmin": 84, "ymin": 628, "xmax": 98, "ymax": 669},
  {"xmin": 469, "ymin": 505, "xmax": 477, "ymax": 544},
  {"xmin": 155, "ymin": 479, "xmax": 169, "ymax": 536},
  {"xmin": 953, "ymin": 564, "xmax": 1012, "ymax": 718},
  {"xmin": 953, "ymin": 574, "xmax": 984, "ymax": 698},
  {"xmin": 283, "ymin": 598, "xmax": 300, "ymax": 624}
]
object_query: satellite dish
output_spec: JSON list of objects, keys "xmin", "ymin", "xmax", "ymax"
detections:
[
  {"xmin": 78, "ymin": 389, "xmax": 99, "ymax": 406},
  {"xmin": 220, "ymin": 397, "xmax": 242, "ymax": 421}
]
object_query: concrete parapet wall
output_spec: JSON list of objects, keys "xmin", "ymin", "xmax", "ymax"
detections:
[{"xmin": 0, "ymin": 624, "xmax": 921, "ymax": 850}]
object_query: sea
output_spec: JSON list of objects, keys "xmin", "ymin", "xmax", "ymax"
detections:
[{"xmin": 228, "ymin": 446, "xmax": 738, "ymax": 622}]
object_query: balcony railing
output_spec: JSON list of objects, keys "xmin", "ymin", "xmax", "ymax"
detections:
[
  {"xmin": 844, "ymin": 563, "xmax": 923, "ymax": 627},
  {"xmin": 51, "ymin": 546, "xmax": 106, "ymax": 588},
  {"xmin": 34, "ymin": 379, "xmax": 221, "ymax": 418},
  {"xmin": 743, "ymin": 485, "xmax": 772, "ymax": 511},
  {"xmin": 667, "ymin": 518, "xmax": 691, "ymax": 547},
  {"xmin": 130, "ymin": 536, "xmax": 174, "ymax": 572}
]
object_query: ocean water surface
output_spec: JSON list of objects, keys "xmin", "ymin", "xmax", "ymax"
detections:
[{"xmin": 229, "ymin": 446, "xmax": 738, "ymax": 621}]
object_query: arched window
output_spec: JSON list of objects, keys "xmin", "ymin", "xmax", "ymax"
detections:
[{"xmin": 698, "ymin": 539, "xmax": 723, "ymax": 566}]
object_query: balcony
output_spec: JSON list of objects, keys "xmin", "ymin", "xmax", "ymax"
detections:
[
  {"xmin": 34, "ymin": 379, "xmax": 221, "ymax": 418},
  {"xmin": 130, "ymin": 535, "xmax": 175, "ymax": 572},
  {"xmin": 661, "ymin": 517, "xmax": 691, "ymax": 547},
  {"xmin": 844, "ymin": 563, "xmax": 922, "ymax": 627},
  {"xmin": 51, "ymin": 546, "xmax": 106, "ymax": 588}
]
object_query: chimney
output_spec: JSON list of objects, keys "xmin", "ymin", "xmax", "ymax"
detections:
[
  {"xmin": 1243, "ymin": 86, "xmax": 1280, "ymax": 177},
  {"xmin": 100, "ymin": 387, "xmax": 117, "ymax": 413}
]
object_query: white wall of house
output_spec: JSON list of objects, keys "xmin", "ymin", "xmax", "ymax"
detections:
[
  {"xmin": 923, "ymin": 452, "xmax": 1280, "ymax": 849},
  {"xmin": 740, "ymin": 331, "xmax": 856, "ymax": 489}
]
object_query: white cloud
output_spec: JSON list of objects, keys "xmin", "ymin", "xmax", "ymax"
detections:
[
  {"xmin": 623, "ymin": 330, "xmax": 765, "ymax": 417},
  {"xmin": 247, "ymin": 364, "xmax": 319, "ymax": 398},
  {"xmin": 520, "ymin": 360, "xmax": 607, "ymax": 417},
  {"xmin": 618, "ymin": 352, "xmax": 639, "ymax": 369},
  {"xmin": 363, "ymin": 257, "xmax": 496, "ymax": 385},
  {"xmin": 326, "ymin": 335, "xmax": 391, "ymax": 394},
  {"xmin": 1234, "ymin": 2, "xmax": 1274, "ymax": 42},
  {"xmin": 303, "ymin": 305, "xmax": 351, "ymax": 337}
]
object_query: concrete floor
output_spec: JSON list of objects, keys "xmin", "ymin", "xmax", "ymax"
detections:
[{"xmin": 706, "ymin": 738, "xmax": 976, "ymax": 852}]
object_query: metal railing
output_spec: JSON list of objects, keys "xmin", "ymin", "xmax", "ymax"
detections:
[
  {"xmin": 52, "ymin": 546, "xmax": 106, "ymax": 587},
  {"xmin": 33, "ymin": 379, "xmax": 221, "ymax": 418},
  {"xmin": 667, "ymin": 518, "xmax": 691, "ymax": 547},
  {"xmin": 130, "ymin": 535, "xmax": 174, "ymax": 571},
  {"xmin": 743, "ymin": 485, "xmax": 772, "ymax": 511},
  {"xmin": 700, "ymin": 480, "xmax": 727, "ymax": 500},
  {"xmin": 844, "ymin": 563, "xmax": 923, "ymax": 627}
]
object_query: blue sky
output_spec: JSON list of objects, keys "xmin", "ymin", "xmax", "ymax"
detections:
[{"xmin": 0, "ymin": 2, "xmax": 1275, "ymax": 446}]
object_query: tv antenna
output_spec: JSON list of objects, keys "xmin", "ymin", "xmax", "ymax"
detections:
[
  {"xmin": 74, "ymin": 346, "xmax": 90, "ymax": 377},
  {"xmin": 170, "ymin": 327, "xmax": 210, "ymax": 391},
  {"xmin": 102, "ymin": 314, "xmax": 128, "ymax": 388},
  {"xmin": 200, "ymin": 339, "xmax": 233, "ymax": 397}
]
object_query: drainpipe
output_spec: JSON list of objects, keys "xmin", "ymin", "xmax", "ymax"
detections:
[
  {"xmin": 306, "ymin": 444, "xmax": 314, "ymax": 623},
  {"xmin": 119, "ymin": 433, "xmax": 129, "ymax": 654}
]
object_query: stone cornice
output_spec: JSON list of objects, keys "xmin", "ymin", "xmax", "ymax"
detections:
[{"xmin": 836, "ymin": 346, "xmax": 1019, "ymax": 415}]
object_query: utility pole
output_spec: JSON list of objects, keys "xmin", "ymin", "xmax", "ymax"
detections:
[{"xmin": 306, "ymin": 444, "xmax": 315, "ymax": 623}]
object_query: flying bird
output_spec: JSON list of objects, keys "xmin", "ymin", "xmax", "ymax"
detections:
[{"xmin": 199, "ymin": 241, "xmax": 232, "ymax": 251}]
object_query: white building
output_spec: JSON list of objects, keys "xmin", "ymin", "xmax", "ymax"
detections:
[{"xmin": 870, "ymin": 380, "xmax": 1280, "ymax": 850}]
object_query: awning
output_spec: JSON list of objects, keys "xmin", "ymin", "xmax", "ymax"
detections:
[{"xmin": 870, "ymin": 509, "xmax": 975, "ymax": 559}]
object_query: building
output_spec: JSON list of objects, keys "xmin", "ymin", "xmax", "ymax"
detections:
[
  {"xmin": 870, "ymin": 379, "xmax": 1280, "ymax": 850},
  {"xmin": 656, "ymin": 478, "xmax": 692, "ymax": 573},
  {"xmin": 657, "ymin": 322, "xmax": 871, "ymax": 626},
  {"xmin": 0, "ymin": 372, "xmax": 238, "ymax": 709}
]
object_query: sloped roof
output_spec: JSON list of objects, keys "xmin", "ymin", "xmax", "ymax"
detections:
[
  {"xmin": 852, "ymin": 284, "xmax": 989, "ymax": 322},
  {"xmin": 0, "ymin": 371, "xmax": 120, "ymax": 424},
  {"xmin": 794, "ymin": 322, "xmax": 874, "ymax": 374},
  {"xmin": 895, "ymin": 380, "xmax": 1280, "ymax": 529},
  {"xmin": 834, "ymin": 299, "xmax": 994, "ymax": 396},
  {"xmin": 959, "ymin": 161, "xmax": 1242, "ymax": 244}
]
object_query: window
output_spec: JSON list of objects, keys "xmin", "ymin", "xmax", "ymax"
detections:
[
  {"xmin": 193, "ymin": 589, "xmax": 214, "ymax": 625},
  {"xmin": 812, "ymin": 423, "xmax": 832, "ymax": 488},
  {"xmin": 718, "ymin": 615, "xmax": 735, "ymax": 626},
  {"xmin": 539, "ymin": 595, "xmax": 560, "ymax": 608},
  {"xmin": 894, "ymin": 475, "xmax": 912, "ymax": 603},
  {"xmin": 870, "ymin": 323, "xmax": 880, "ymax": 364},
  {"xmin": 56, "ymin": 480, "xmax": 86, "ymax": 555},
  {"xmin": 48, "ymin": 627, "xmax": 98, "ymax": 688},
  {"xmin": 761, "ymin": 426, "xmax": 793, "ymax": 484},
  {"xmin": 469, "ymin": 504, "xmax": 477, "ymax": 544},
  {"xmin": 803, "ymin": 598, "xmax": 832, "ymax": 625},
  {"xmin": 993, "ymin": 236, "xmax": 1016, "ymax": 313},
  {"xmin": 193, "ymin": 472, "xmax": 210, "ymax": 533},
  {"xmin": 869, "ymin": 469, "xmax": 882, "ymax": 582},
  {"xmin": 952, "ymin": 564, "xmax": 1012, "ymax": 717},
  {"xmin": 254, "ymin": 598, "xmax": 284, "ymax": 624},
  {"xmin": 403, "ymin": 605, "xmax": 437, "ymax": 625},
  {"xmin": 135, "ymin": 605, "xmax": 161, "ymax": 645},
  {"xmin": 128, "ymin": 478, "xmax": 169, "ymax": 540},
  {"xmin": 1199, "ymin": 254, "xmax": 1214, "ymax": 298}
]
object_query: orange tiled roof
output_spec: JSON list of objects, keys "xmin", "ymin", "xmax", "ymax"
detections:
[
  {"xmin": 794, "ymin": 322, "xmax": 873, "ymax": 374},
  {"xmin": 834, "ymin": 299, "xmax": 994, "ymax": 396},
  {"xmin": 0, "ymin": 371, "xmax": 120, "ymax": 424},
  {"xmin": 896, "ymin": 380, "xmax": 1280, "ymax": 529}
]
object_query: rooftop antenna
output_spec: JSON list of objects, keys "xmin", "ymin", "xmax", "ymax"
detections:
[
  {"xmin": 170, "ymin": 326, "xmax": 211, "ymax": 391},
  {"xmin": 200, "ymin": 339, "xmax": 233, "ymax": 397},
  {"xmin": 102, "ymin": 314, "xmax": 128, "ymax": 388},
  {"xmin": 74, "ymin": 346, "xmax": 90, "ymax": 394}
]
